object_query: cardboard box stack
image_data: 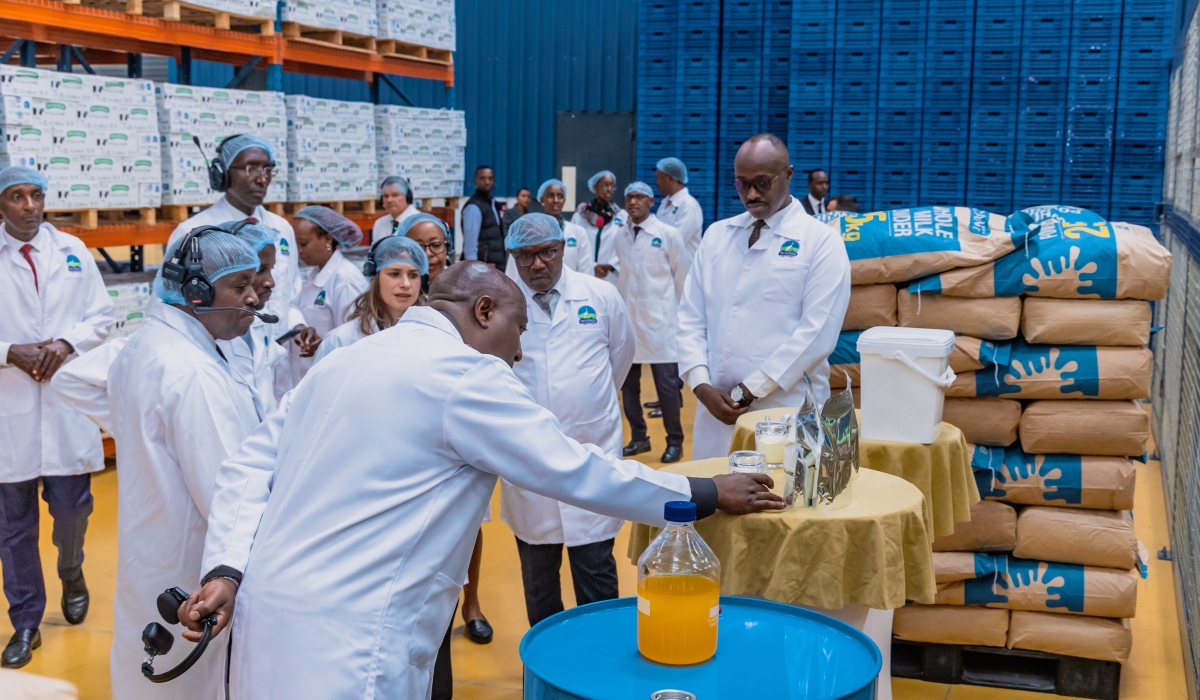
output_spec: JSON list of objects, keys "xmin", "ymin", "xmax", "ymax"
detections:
[
  {"xmin": 105, "ymin": 281, "xmax": 153, "ymax": 340},
  {"xmin": 286, "ymin": 96, "xmax": 377, "ymax": 203},
  {"xmin": 377, "ymin": 0, "xmax": 455, "ymax": 51},
  {"xmin": 824, "ymin": 204, "xmax": 1171, "ymax": 665},
  {"xmin": 283, "ymin": 0, "xmax": 378, "ymax": 37},
  {"xmin": 0, "ymin": 66, "xmax": 161, "ymax": 210},
  {"xmin": 157, "ymin": 84, "xmax": 287, "ymax": 206},
  {"xmin": 185, "ymin": 0, "xmax": 275, "ymax": 20},
  {"xmin": 374, "ymin": 105, "xmax": 465, "ymax": 199}
]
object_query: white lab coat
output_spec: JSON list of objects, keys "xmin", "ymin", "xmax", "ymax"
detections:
[
  {"xmin": 571, "ymin": 205, "xmax": 626, "ymax": 286},
  {"xmin": 503, "ymin": 219, "xmax": 596, "ymax": 278},
  {"xmin": 614, "ymin": 215, "xmax": 688, "ymax": 364},
  {"xmin": 677, "ymin": 198, "xmax": 851, "ymax": 459},
  {"xmin": 103, "ymin": 302, "xmax": 260, "ymax": 700},
  {"xmin": 311, "ymin": 317, "xmax": 374, "ymax": 363},
  {"xmin": 286, "ymin": 249, "xmax": 368, "ymax": 386},
  {"xmin": 216, "ymin": 317, "xmax": 287, "ymax": 416},
  {"xmin": 49, "ymin": 337, "xmax": 128, "ymax": 434},
  {"xmin": 0, "ymin": 223, "xmax": 113, "ymax": 483},
  {"xmin": 656, "ymin": 186, "xmax": 705, "ymax": 266},
  {"xmin": 501, "ymin": 268, "xmax": 635, "ymax": 546},
  {"xmin": 372, "ymin": 206, "xmax": 418, "ymax": 241},
  {"xmin": 201, "ymin": 306, "xmax": 692, "ymax": 699}
]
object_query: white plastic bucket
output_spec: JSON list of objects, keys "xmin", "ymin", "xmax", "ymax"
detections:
[{"xmin": 856, "ymin": 326, "xmax": 956, "ymax": 444}]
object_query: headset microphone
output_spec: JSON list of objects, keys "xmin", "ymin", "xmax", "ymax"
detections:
[{"xmin": 193, "ymin": 307, "xmax": 279, "ymax": 323}]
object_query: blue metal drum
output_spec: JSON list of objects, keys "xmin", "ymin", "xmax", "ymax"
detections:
[{"xmin": 520, "ymin": 596, "xmax": 881, "ymax": 700}]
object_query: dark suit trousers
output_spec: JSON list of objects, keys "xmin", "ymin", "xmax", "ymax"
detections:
[{"xmin": 515, "ymin": 537, "xmax": 619, "ymax": 627}]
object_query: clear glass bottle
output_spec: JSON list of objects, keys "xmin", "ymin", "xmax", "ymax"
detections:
[{"xmin": 636, "ymin": 501, "xmax": 721, "ymax": 665}]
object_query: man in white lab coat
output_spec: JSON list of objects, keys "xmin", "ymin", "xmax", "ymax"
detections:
[
  {"xmin": 104, "ymin": 230, "xmax": 264, "ymax": 700},
  {"xmin": 501, "ymin": 214, "xmax": 635, "ymax": 625},
  {"xmin": 615, "ymin": 182, "xmax": 689, "ymax": 464},
  {"xmin": 678, "ymin": 134, "xmax": 851, "ymax": 459},
  {"xmin": 179, "ymin": 261, "xmax": 784, "ymax": 699},
  {"xmin": 504, "ymin": 179, "xmax": 595, "ymax": 279},
  {"xmin": 170, "ymin": 134, "xmax": 302, "ymax": 399},
  {"xmin": 0, "ymin": 167, "xmax": 113, "ymax": 668},
  {"xmin": 655, "ymin": 157, "xmax": 705, "ymax": 265}
]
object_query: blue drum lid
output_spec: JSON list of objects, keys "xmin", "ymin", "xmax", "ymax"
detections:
[{"xmin": 520, "ymin": 596, "xmax": 882, "ymax": 700}]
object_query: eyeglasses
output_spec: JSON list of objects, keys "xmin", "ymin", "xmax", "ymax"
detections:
[
  {"xmin": 232, "ymin": 165, "xmax": 276, "ymax": 179},
  {"xmin": 418, "ymin": 239, "xmax": 447, "ymax": 254},
  {"xmin": 512, "ymin": 244, "xmax": 562, "ymax": 266},
  {"xmin": 734, "ymin": 166, "xmax": 788, "ymax": 196}
]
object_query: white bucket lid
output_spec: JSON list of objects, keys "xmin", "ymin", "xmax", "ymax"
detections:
[{"xmin": 856, "ymin": 326, "xmax": 956, "ymax": 358}]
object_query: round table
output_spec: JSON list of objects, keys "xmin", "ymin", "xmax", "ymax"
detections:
[
  {"xmin": 730, "ymin": 408, "xmax": 979, "ymax": 539},
  {"xmin": 627, "ymin": 458, "xmax": 936, "ymax": 611}
]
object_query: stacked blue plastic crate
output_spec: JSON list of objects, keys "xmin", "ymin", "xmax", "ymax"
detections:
[
  {"xmin": 966, "ymin": 0, "xmax": 1022, "ymax": 212},
  {"xmin": 1062, "ymin": 0, "xmax": 1122, "ymax": 217},
  {"xmin": 1111, "ymin": 0, "xmax": 1171, "ymax": 223},
  {"xmin": 920, "ymin": 0, "xmax": 974, "ymax": 205},
  {"xmin": 675, "ymin": 0, "xmax": 721, "ymax": 222},
  {"xmin": 715, "ymin": 0, "xmax": 765, "ymax": 219},
  {"xmin": 1012, "ymin": 4, "xmax": 1069, "ymax": 208},
  {"xmin": 830, "ymin": 0, "xmax": 881, "ymax": 211},
  {"xmin": 874, "ymin": 0, "xmax": 926, "ymax": 209},
  {"xmin": 787, "ymin": 0, "xmax": 836, "ymax": 200},
  {"xmin": 636, "ymin": 1, "xmax": 679, "ymax": 189}
]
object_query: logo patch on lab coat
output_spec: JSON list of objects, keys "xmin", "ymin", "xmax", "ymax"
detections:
[
  {"xmin": 66, "ymin": 254, "xmax": 82, "ymax": 272},
  {"xmin": 566, "ymin": 237, "xmax": 577, "ymax": 248},
  {"xmin": 650, "ymin": 237, "xmax": 663, "ymax": 249},
  {"xmin": 279, "ymin": 239, "xmax": 290, "ymax": 256},
  {"xmin": 314, "ymin": 290, "xmax": 326, "ymax": 306},
  {"xmin": 779, "ymin": 240, "xmax": 800, "ymax": 257},
  {"xmin": 577, "ymin": 305, "xmax": 598, "ymax": 325}
]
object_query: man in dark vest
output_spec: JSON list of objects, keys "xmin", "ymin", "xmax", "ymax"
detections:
[{"xmin": 463, "ymin": 165, "xmax": 506, "ymax": 268}]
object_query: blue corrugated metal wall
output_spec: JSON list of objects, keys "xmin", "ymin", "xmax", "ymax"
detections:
[{"xmin": 180, "ymin": 0, "xmax": 638, "ymax": 197}]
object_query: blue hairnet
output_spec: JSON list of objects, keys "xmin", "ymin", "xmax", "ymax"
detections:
[
  {"xmin": 295, "ymin": 206, "xmax": 363, "ymax": 248},
  {"xmin": 537, "ymin": 178, "xmax": 565, "ymax": 200},
  {"xmin": 0, "ymin": 166, "xmax": 47, "ymax": 194},
  {"xmin": 218, "ymin": 134, "xmax": 273, "ymax": 166},
  {"xmin": 656, "ymin": 157, "xmax": 688, "ymax": 185},
  {"xmin": 505, "ymin": 212, "xmax": 564, "ymax": 250},
  {"xmin": 220, "ymin": 220, "xmax": 274, "ymax": 254},
  {"xmin": 398, "ymin": 212, "xmax": 449, "ymax": 239},
  {"xmin": 587, "ymin": 170, "xmax": 616, "ymax": 193},
  {"xmin": 372, "ymin": 235, "xmax": 428, "ymax": 276},
  {"xmin": 625, "ymin": 181, "xmax": 654, "ymax": 199},
  {"xmin": 381, "ymin": 175, "xmax": 410, "ymax": 195},
  {"xmin": 155, "ymin": 230, "xmax": 259, "ymax": 305}
]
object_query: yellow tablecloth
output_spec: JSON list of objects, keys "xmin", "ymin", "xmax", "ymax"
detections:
[
  {"xmin": 730, "ymin": 408, "xmax": 979, "ymax": 539},
  {"xmin": 627, "ymin": 458, "xmax": 936, "ymax": 610}
]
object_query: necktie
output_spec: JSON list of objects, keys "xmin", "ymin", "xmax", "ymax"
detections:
[
  {"xmin": 245, "ymin": 217, "xmax": 258, "ymax": 225},
  {"xmin": 19, "ymin": 243, "xmax": 37, "ymax": 293},
  {"xmin": 633, "ymin": 225, "xmax": 642, "ymax": 239},
  {"xmin": 533, "ymin": 290, "xmax": 557, "ymax": 318},
  {"xmin": 748, "ymin": 219, "xmax": 766, "ymax": 248}
]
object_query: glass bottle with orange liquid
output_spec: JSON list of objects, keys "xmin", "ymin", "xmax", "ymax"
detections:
[{"xmin": 636, "ymin": 501, "xmax": 721, "ymax": 665}]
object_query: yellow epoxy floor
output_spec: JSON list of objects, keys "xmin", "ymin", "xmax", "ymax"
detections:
[{"xmin": 1, "ymin": 377, "xmax": 1189, "ymax": 699}]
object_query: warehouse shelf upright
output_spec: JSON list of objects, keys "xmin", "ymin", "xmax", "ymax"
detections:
[{"xmin": 0, "ymin": 0, "xmax": 456, "ymax": 257}]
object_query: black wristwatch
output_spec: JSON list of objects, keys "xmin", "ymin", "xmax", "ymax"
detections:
[{"xmin": 729, "ymin": 385, "xmax": 753, "ymax": 408}]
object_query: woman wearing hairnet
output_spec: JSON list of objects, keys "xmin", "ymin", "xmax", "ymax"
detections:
[
  {"xmin": 401, "ymin": 212, "xmax": 453, "ymax": 290},
  {"xmin": 288, "ymin": 206, "xmax": 369, "ymax": 383},
  {"xmin": 100, "ymin": 230, "xmax": 262, "ymax": 700},
  {"xmin": 372, "ymin": 176, "xmax": 418, "ymax": 241},
  {"xmin": 570, "ymin": 170, "xmax": 625, "ymax": 286},
  {"xmin": 313, "ymin": 236, "xmax": 428, "ymax": 363}
]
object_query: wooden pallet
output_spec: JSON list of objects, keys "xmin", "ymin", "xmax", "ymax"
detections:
[
  {"xmin": 46, "ymin": 207, "xmax": 157, "ymax": 229},
  {"xmin": 418, "ymin": 196, "xmax": 460, "ymax": 212},
  {"xmin": 282, "ymin": 22, "xmax": 376, "ymax": 53},
  {"xmin": 57, "ymin": 0, "xmax": 274, "ymax": 34},
  {"xmin": 376, "ymin": 39, "xmax": 453, "ymax": 66},
  {"xmin": 284, "ymin": 199, "xmax": 377, "ymax": 216}
]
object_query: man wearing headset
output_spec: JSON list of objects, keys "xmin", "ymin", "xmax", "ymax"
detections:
[
  {"xmin": 170, "ymin": 135, "xmax": 303, "ymax": 400},
  {"xmin": 371, "ymin": 175, "xmax": 418, "ymax": 241}
]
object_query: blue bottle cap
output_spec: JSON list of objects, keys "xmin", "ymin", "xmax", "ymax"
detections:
[{"xmin": 663, "ymin": 501, "xmax": 696, "ymax": 523}]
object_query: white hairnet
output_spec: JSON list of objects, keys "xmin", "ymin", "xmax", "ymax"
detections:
[
  {"xmin": 505, "ymin": 212, "xmax": 564, "ymax": 250},
  {"xmin": 656, "ymin": 157, "xmax": 688, "ymax": 184},
  {"xmin": 625, "ymin": 181, "xmax": 654, "ymax": 199},
  {"xmin": 587, "ymin": 170, "xmax": 616, "ymax": 193},
  {"xmin": 218, "ymin": 134, "xmax": 273, "ymax": 165},
  {"xmin": 398, "ymin": 212, "xmax": 449, "ymax": 239},
  {"xmin": 0, "ymin": 166, "xmax": 47, "ymax": 194},
  {"xmin": 220, "ymin": 220, "xmax": 275, "ymax": 254},
  {"xmin": 371, "ymin": 235, "xmax": 428, "ymax": 276},
  {"xmin": 381, "ymin": 175, "xmax": 410, "ymax": 195},
  {"xmin": 537, "ymin": 178, "xmax": 565, "ymax": 200},
  {"xmin": 295, "ymin": 206, "xmax": 363, "ymax": 248},
  {"xmin": 155, "ymin": 230, "xmax": 258, "ymax": 305}
]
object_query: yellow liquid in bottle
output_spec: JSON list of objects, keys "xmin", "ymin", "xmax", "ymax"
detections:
[{"xmin": 637, "ymin": 574, "xmax": 720, "ymax": 665}]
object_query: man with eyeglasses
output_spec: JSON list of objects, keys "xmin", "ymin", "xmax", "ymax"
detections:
[
  {"xmin": 677, "ymin": 134, "xmax": 851, "ymax": 459},
  {"xmin": 170, "ymin": 135, "xmax": 303, "ymax": 400},
  {"xmin": 504, "ymin": 179, "xmax": 595, "ymax": 279},
  {"xmin": 499, "ymin": 213, "xmax": 635, "ymax": 627}
]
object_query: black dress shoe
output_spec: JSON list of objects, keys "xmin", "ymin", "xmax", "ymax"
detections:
[
  {"xmin": 643, "ymin": 401, "xmax": 660, "ymax": 409},
  {"xmin": 62, "ymin": 574, "xmax": 89, "ymax": 625},
  {"xmin": 2, "ymin": 629, "xmax": 40, "ymax": 669},
  {"xmin": 648, "ymin": 409, "xmax": 663, "ymax": 418},
  {"xmin": 661, "ymin": 445, "xmax": 684, "ymax": 463},
  {"xmin": 464, "ymin": 618, "xmax": 493, "ymax": 644},
  {"xmin": 623, "ymin": 438, "xmax": 652, "ymax": 457}
]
